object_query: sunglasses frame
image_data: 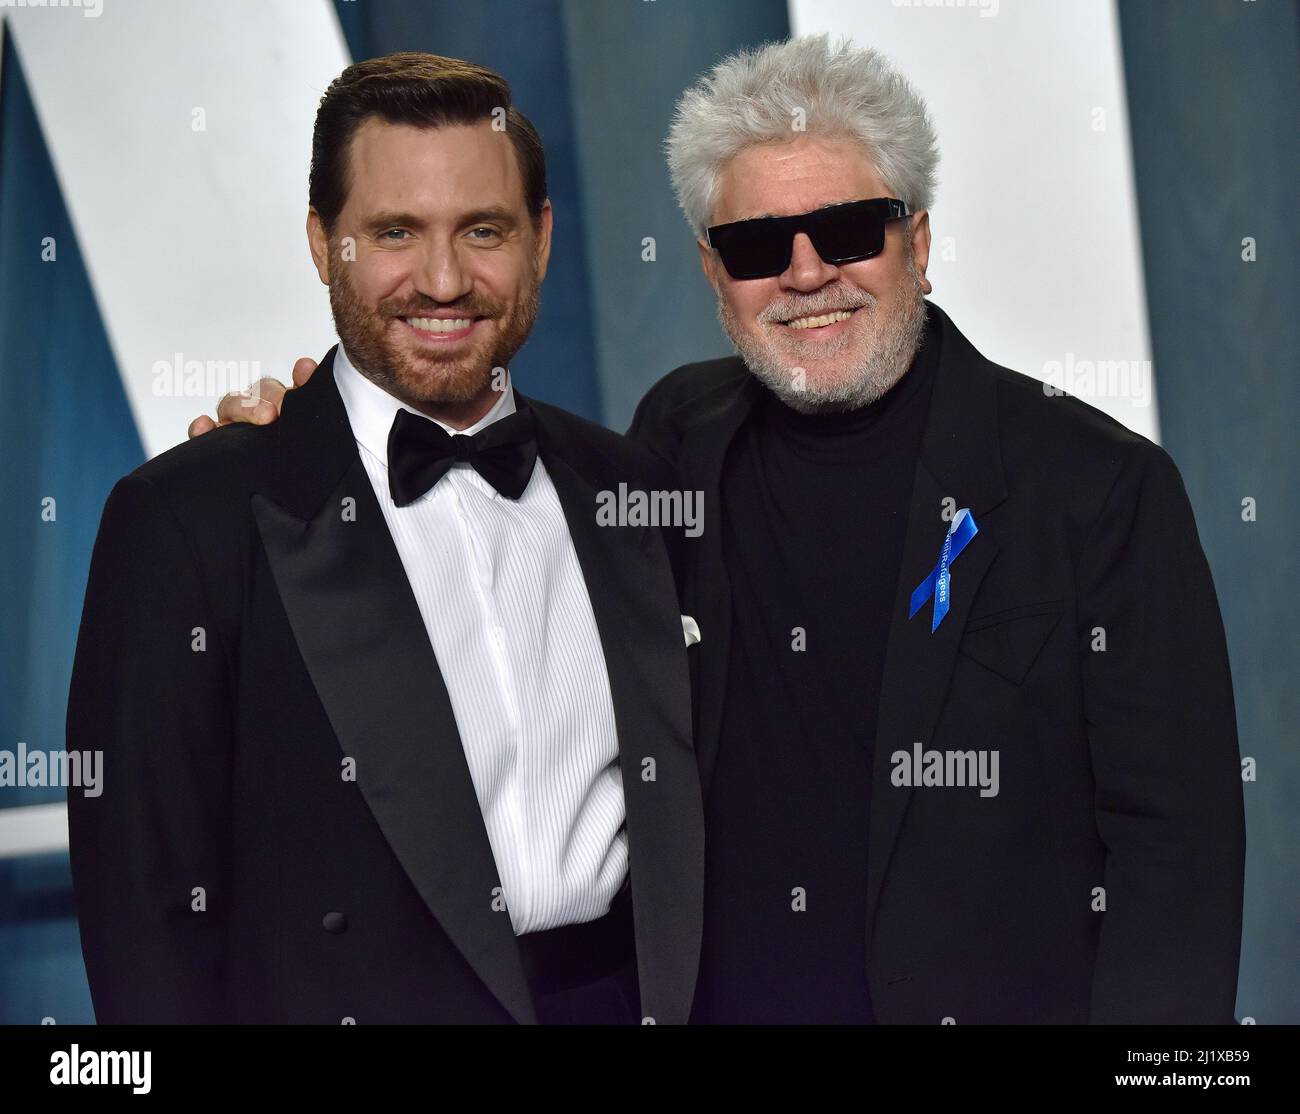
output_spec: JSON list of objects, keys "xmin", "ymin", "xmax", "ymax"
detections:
[{"xmin": 705, "ymin": 197, "xmax": 911, "ymax": 280}]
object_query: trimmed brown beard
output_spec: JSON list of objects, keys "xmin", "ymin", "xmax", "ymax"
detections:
[{"xmin": 326, "ymin": 238, "xmax": 541, "ymax": 407}]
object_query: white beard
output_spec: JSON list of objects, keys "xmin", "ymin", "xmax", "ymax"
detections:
[{"xmin": 718, "ymin": 253, "xmax": 929, "ymax": 415}]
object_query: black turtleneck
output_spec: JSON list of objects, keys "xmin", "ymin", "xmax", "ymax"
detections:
[{"xmin": 692, "ymin": 312, "xmax": 941, "ymax": 1024}]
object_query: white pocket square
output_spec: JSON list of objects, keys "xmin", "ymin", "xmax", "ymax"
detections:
[{"xmin": 681, "ymin": 614, "xmax": 701, "ymax": 647}]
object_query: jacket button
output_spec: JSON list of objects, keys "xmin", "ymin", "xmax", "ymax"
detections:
[{"xmin": 322, "ymin": 912, "xmax": 348, "ymax": 934}]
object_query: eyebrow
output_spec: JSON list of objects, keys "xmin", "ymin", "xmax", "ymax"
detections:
[
  {"xmin": 459, "ymin": 206, "xmax": 519, "ymax": 226},
  {"xmin": 363, "ymin": 206, "xmax": 519, "ymax": 233}
]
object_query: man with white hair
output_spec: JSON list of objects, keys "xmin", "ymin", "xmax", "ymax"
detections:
[
  {"xmin": 195, "ymin": 35, "xmax": 1244, "ymax": 1025},
  {"xmin": 631, "ymin": 34, "xmax": 1243, "ymax": 1025}
]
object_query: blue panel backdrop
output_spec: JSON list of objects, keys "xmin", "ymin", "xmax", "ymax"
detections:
[
  {"xmin": 8, "ymin": 0, "xmax": 1290, "ymax": 1029},
  {"xmin": 1118, "ymin": 0, "xmax": 1300, "ymax": 1024},
  {"xmin": 0, "ymin": 32, "xmax": 142, "ymax": 1023}
]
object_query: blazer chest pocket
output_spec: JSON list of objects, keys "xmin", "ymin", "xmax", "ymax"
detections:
[{"xmin": 957, "ymin": 600, "xmax": 1063, "ymax": 685}]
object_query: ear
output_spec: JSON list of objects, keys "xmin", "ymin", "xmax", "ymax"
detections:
[
  {"xmin": 907, "ymin": 209, "xmax": 933, "ymax": 295},
  {"xmin": 307, "ymin": 208, "xmax": 330, "ymax": 285},
  {"xmin": 696, "ymin": 237, "xmax": 722, "ymax": 295},
  {"xmin": 533, "ymin": 199, "xmax": 554, "ymax": 284}
]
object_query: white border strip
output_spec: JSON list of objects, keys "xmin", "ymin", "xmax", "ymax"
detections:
[
  {"xmin": 0, "ymin": 803, "xmax": 69, "ymax": 859},
  {"xmin": 787, "ymin": 0, "xmax": 1158, "ymax": 442},
  {"xmin": 6, "ymin": 0, "xmax": 349, "ymax": 458}
]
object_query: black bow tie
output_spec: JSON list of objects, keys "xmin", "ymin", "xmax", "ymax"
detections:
[{"xmin": 386, "ymin": 405, "xmax": 538, "ymax": 505}]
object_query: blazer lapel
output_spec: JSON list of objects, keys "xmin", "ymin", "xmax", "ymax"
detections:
[
  {"xmin": 866, "ymin": 303, "xmax": 1009, "ymax": 945},
  {"xmin": 673, "ymin": 375, "xmax": 761, "ymax": 798},
  {"xmin": 251, "ymin": 350, "xmax": 536, "ymax": 1024},
  {"xmin": 527, "ymin": 398, "xmax": 704, "ymax": 1026}
]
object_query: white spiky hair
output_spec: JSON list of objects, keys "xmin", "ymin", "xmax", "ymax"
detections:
[{"xmin": 666, "ymin": 34, "xmax": 939, "ymax": 237}]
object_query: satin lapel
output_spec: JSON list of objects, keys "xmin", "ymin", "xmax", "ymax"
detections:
[
  {"xmin": 252, "ymin": 358, "xmax": 535, "ymax": 1024},
  {"xmin": 530, "ymin": 408, "xmax": 704, "ymax": 1026},
  {"xmin": 675, "ymin": 375, "xmax": 761, "ymax": 799},
  {"xmin": 866, "ymin": 302, "xmax": 1009, "ymax": 946}
]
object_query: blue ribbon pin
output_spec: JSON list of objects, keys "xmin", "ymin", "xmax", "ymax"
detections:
[{"xmin": 908, "ymin": 508, "xmax": 979, "ymax": 632}]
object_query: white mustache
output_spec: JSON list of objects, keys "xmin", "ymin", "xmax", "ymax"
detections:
[{"xmin": 759, "ymin": 293, "xmax": 874, "ymax": 324}]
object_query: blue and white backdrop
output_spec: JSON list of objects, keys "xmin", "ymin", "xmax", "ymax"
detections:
[{"xmin": 0, "ymin": 0, "xmax": 1295, "ymax": 1023}]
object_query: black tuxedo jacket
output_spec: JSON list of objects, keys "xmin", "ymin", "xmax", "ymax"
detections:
[
  {"xmin": 66, "ymin": 349, "xmax": 704, "ymax": 1024},
  {"xmin": 629, "ymin": 300, "xmax": 1245, "ymax": 1023}
]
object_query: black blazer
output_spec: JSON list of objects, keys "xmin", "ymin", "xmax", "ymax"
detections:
[
  {"xmin": 629, "ymin": 300, "xmax": 1245, "ymax": 1023},
  {"xmin": 66, "ymin": 348, "xmax": 704, "ymax": 1024}
]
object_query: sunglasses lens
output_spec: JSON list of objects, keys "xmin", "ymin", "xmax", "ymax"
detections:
[
  {"xmin": 709, "ymin": 200, "xmax": 902, "ymax": 279},
  {"xmin": 809, "ymin": 204, "xmax": 887, "ymax": 264},
  {"xmin": 712, "ymin": 224, "xmax": 789, "ymax": 280}
]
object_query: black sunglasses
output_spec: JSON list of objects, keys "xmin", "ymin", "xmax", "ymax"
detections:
[{"xmin": 705, "ymin": 197, "xmax": 910, "ymax": 280}]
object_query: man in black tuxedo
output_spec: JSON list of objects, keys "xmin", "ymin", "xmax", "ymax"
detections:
[
  {"xmin": 195, "ymin": 37, "xmax": 1245, "ymax": 1024},
  {"xmin": 67, "ymin": 53, "xmax": 703, "ymax": 1024}
]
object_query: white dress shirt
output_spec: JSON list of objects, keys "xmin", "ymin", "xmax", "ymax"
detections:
[{"xmin": 333, "ymin": 344, "xmax": 626, "ymax": 934}]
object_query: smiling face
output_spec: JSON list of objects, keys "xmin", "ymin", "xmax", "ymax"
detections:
[
  {"xmin": 308, "ymin": 117, "xmax": 551, "ymax": 427},
  {"xmin": 700, "ymin": 133, "xmax": 933, "ymax": 413}
]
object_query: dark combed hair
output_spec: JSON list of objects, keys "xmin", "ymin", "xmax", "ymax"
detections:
[{"xmin": 309, "ymin": 52, "xmax": 547, "ymax": 232}]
